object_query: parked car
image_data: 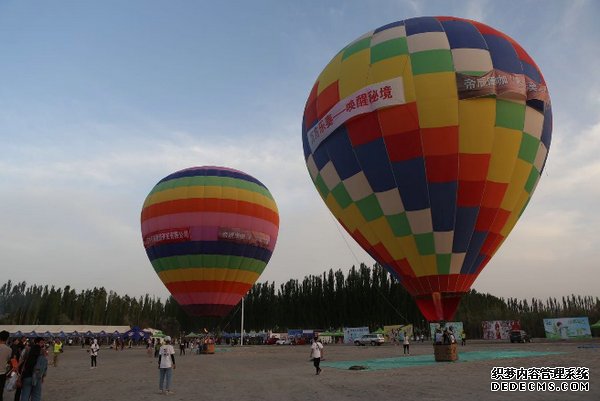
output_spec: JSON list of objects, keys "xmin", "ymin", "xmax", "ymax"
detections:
[
  {"xmin": 354, "ymin": 333, "xmax": 385, "ymax": 346},
  {"xmin": 291, "ymin": 336, "xmax": 306, "ymax": 345},
  {"xmin": 265, "ymin": 337, "xmax": 279, "ymax": 345},
  {"xmin": 275, "ymin": 338, "xmax": 291, "ymax": 345},
  {"xmin": 510, "ymin": 330, "xmax": 531, "ymax": 343}
]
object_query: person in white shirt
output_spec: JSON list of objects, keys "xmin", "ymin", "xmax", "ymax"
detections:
[
  {"xmin": 402, "ymin": 332, "xmax": 410, "ymax": 355},
  {"xmin": 310, "ymin": 335, "xmax": 324, "ymax": 375},
  {"xmin": 158, "ymin": 336, "xmax": 176, "ymax": 394},
  {"xmin": 89, "ymin": 339, "xmax": 100, "ymax": 368}
]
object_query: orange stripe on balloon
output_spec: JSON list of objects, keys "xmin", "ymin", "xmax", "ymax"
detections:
[{"xmin": 141, "ymin": 198, "xmax": 279, "ymax": 226}]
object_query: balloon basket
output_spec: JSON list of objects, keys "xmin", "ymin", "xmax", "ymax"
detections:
[
  {"xmin": 433, "ymin": 343, "xmax": 458, "ymax": 362},
  {"xmin": 201, "ymin": 343, "xmax": 215, "ymax": 354}
]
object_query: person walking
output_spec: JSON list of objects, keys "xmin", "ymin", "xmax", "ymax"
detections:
[
  {"xmin": 157, "ymin": 337, "xmax": 176, "ymax": 395},
  {"xmin": 402, "ymin": 332, "xmax": 410, "ymax": 355},
  {"xmin": 19, "ymin": 337, "xmax": 48, "ymax": 401},
  {"xmin": 89, "ymin": 339, "xmax": 100, "ymax": 369},
  {"xmin": 0, "ymin": 330, "xmax": 12, "ymax": 401},
  {"xmin": 51, "ymin": 339, "xmax": 62, "ymax": 367},
  {"xmin": 309, "ymin": 335, "xmax": 324, "ymax": 375},
  {"xmin": 179, "ymin": 339, "xmax": 185, "ymax": 356}
]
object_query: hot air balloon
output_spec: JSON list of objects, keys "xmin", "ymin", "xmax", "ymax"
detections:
[
  {"xmin": 141, "ymin": 166, "xmax": 279, "ymax": 317},
  {"xmin": 302, "ymin": 16, "xmax": 551, "ymax": 321}
]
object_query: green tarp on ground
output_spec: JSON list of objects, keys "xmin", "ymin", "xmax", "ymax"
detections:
[{"xmin": 322, "ymin": 350, "xmax": 564, "ymax": 371}]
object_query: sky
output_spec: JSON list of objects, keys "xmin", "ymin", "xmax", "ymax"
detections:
[{"xmin": 1, "ymin": 0, "xmax": 599, "ymax": 302}]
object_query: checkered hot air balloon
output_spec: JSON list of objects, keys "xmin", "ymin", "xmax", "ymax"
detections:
[
  {"xmin": 141, "ymin": 166, "xmax": 279, "ymax": 317},
  {"xmin": 302, "ymin": 16, "xmax": 551, "ymax": 321}
]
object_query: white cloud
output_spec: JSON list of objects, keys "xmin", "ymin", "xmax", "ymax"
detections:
[{"xmin": 464, "ymin": 0, "xmax": 489, "ymax": 23}]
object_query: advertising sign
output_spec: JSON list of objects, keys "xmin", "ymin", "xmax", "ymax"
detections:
[
  {"xmin": 343, "ymin": 326, "xmax": 370, "ymax": 344},
  {"xmin": 543, "ymin": 317, "xmax": 592, "ymax": 339},
  {"xmin": 383, "ymin": 324, "xmax": 413, "ymax": 344},
  {"xmin": 429, "ymin": 322, "xmax": 464, "ymax": 341},
  {"xmin": 482, "ymin": 320, "xmax": 521, "ymax": 340}
]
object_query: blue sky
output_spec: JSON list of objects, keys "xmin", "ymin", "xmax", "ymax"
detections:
[{"xmin": 1, "ymin": 0, "xmax": 599, "ymax": 301}]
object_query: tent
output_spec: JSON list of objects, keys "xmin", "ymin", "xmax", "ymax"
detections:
[
  {"xmin": 151, "ymin": 330, "xmax": 166, "ymax": 339},
  {"xmin": 591, "ymin": 320, "xmax": 600, "ymax": 336},
  {"xmin": 319, "ymin": 331, "xmax": 343, "ymax": 337},
  {"xmin": 122, "ymin": 326, "xmax": 150, "ymax": 341}
]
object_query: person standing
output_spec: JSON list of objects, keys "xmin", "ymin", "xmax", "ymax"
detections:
[
  {"xmin": 0, "ymin": 330, "xmax": 12, "ymax": 401},
  {"xmin": 19, "ymin": 337, "xmax": 48, "ymax": 401},
  {"xmin": 51, "ymin": 339, "xmax": 62, "ymax": 367},
  {"xmin": 157, "ymin": 337, "xmax": 175, "ymax": 395},
  {"xmin": 309, "ymin": 335, "xmax": 323, "ymax": 375},
  {"xmin": 89, "ymin": 339, "xmax": 100, "ymax": 369},
  {"xmin": 402, "ymin": 332, "xmax": 410, "ymax": 355},
  {"xmin": 461, "ymin": 330, "xmax": 467, "ymax": 346},
  {"xmin": 9, "ymin": 337, "xmax": 24, "ymax": 401},
  {"xmin": 13, "ymin": 338, "xmax": 31, "ymax": 401}
]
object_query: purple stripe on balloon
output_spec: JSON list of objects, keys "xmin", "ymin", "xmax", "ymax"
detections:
[{"xmin": 172, "ymin": 292, "xmax": 241, "ymax": 306}]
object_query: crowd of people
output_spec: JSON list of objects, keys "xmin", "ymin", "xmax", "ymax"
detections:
[{"xmin": 0, "ymin": 330, "xmax": 50, "ymax": 401}]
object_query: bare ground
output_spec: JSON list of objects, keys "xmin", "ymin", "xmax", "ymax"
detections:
[{"xmin": 7, "ymin": 339, "xmax": 599, "ymax": 401}]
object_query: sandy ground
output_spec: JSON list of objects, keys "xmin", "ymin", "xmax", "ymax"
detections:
[{"xmin": 5, "ymin": 339, "xmax": 599, "ymax": 401}]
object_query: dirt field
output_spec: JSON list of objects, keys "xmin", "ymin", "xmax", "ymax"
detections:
[{"xmin": 6, "ymin": 339, "xmax": 599, "ymax": 401}]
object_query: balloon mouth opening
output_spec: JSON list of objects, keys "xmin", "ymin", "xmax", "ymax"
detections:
[{"xmin": 415, "ymin": 292, "xmax": 464, "ymax": 322}]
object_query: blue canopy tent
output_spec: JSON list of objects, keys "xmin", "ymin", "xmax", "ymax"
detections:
[{"xmin": 121, "ymin": 326, "xmax": 150, "ymax": 341}]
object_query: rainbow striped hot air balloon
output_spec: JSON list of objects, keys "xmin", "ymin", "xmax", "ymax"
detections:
[
  {"xmin": 302, "ymin": 16, "xmax": 551, "ymax": 321},
  {"xmin": 141, "ymin": 166, "xmax": 279, "ymax": 317}
]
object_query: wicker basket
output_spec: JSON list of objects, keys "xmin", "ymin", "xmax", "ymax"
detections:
[{"xmin": 433, "ymin": 343, "xmax": 458, "ymax": 362}]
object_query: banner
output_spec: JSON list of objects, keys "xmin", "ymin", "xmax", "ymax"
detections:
[
  {"xmin": 482, "ymin": 320, "xmax": 521, "ymax": 340},
  {"xmin": 143, "ymin": 227, "xmax": 190, "ymax": 248},
  {"xmin": 343, "ymin": 326, "xmax": 370, "ymax": 344},
  {"xmin": 430, "ymin": 322, "xmax": 464, "ymax": 341},
  {"xmin": 218, "ymin": 227, "xmax": 271, "ymax": 248},
  {"xmin": 383, "ymin": 324, "xmax": 413, "ymax": 344},
  {"xmin": 543, "ymin": 317, "xmax": 592, "ymax": 339},
  {"xmin": 307, "ymin": 77, "xmax": 405, "ymax": 152},
  {"xmin": 456, "ymin": 69, "xmax": 549, "ymax": 103}
]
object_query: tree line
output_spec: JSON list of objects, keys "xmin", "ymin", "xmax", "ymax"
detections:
[{"xmin": 1, "ymin": 264, "xmax": 598, "ymax": 339}]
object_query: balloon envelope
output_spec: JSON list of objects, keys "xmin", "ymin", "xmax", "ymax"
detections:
[
  {"xmin": 302, "ymin": 16, "xmax": 551, "ymax": 321},
  {"xmin": 141, "ymin": 166, "xmax": 279, "ymax": 317}
]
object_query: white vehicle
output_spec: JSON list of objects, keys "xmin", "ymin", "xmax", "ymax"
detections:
[
  {"xmin": 275, "ymin": 338, "xmax": 291, "ymax": 345},
  {"xmin": 354, "ymin": 333, "xmax": 385, "ymax": 346}
]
